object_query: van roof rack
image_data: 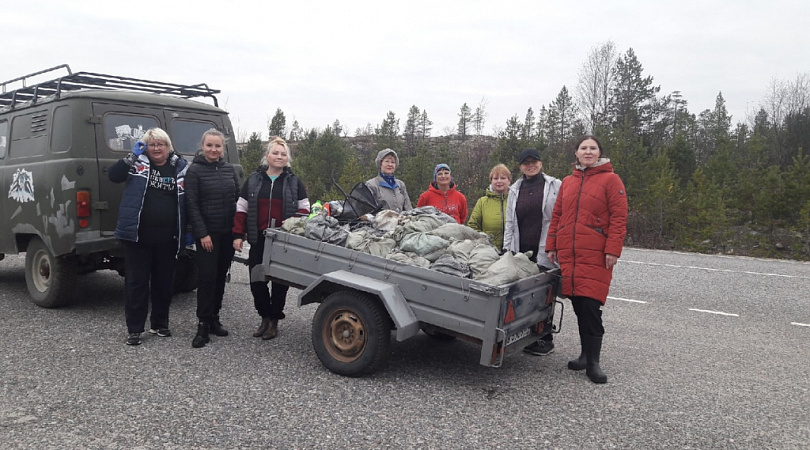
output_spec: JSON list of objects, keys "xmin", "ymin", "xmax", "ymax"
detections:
[{"xmin": 0, "ymin": 64, "xmax": 221, "ymax": 110}]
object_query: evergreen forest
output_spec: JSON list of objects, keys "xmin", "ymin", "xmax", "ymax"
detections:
[{"xmin": 239, "ymin": 42, "xmax": 810, "ymax": 261}]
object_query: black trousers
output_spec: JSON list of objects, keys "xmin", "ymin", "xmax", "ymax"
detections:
[
  {"xmin": 521, "ymin": 243, "xmax": 553, "ymax": 342},
  {"xmin": 122, "ymin": 236, "xmax": 177, "ymax": 333},
  {"xmin": 570, "ymin": 296, "xmax": 605, "ymax": 338},
  {"xmin": 195, "ymin": 232, "xmax": 235, "ymax": 321},
  {"xmin": 247, "ymin": 237, "xmax": 288, "ymax": 320}
]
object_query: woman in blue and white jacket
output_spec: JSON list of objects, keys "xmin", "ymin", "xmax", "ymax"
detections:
[{"xmin": 109, "ymin": 127, "xmax": 188, "ymax": 346}]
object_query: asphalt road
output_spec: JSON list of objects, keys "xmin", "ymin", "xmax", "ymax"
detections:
[{"xmin": 1, "ymin": 248, "xmax": 808, "ymax": 449}]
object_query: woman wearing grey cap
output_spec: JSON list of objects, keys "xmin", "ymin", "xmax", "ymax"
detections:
[
  {"xmin": 502, "ymin": 148, "xmax": 561, "ymax": 357},
  {"xmin": 365, "ymin": 148, "xmax": 413, "ymax": 212}
]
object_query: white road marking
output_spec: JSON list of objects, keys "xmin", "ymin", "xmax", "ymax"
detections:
[
  {"xmin": 608, "ymin": 296, "xmax": 647, "ymax": 304},
  {"xmin": 791, "ymin": 322, "xmax": 810, "ymax": 327},
  {"xmin": 688, "ymin": 308, "xmax": 739, "ymax": 317},
  {"xmin": 622, "ymin": 260, "xmax": 810, "ymax": 279}
]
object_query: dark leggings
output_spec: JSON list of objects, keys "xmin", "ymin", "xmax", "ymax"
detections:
[{"xmin": 247, "ymin": 237, "xmax": 288, "ymax": 320}]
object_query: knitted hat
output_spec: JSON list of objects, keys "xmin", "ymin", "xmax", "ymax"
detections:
[
  {"xmin": 433, "ymin": 163, "xmax": 451, "ymax": 181},
  {"xmin": 375, "ymin": 149, "xmax": 399, "ymax": 169}
]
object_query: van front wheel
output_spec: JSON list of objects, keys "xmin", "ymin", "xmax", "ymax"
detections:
[{"xmin": 25, "ymin": 237, "xmax": 76, "ymax": 308}]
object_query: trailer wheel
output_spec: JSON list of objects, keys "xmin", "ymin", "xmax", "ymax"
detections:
[
  {"xmin": 312, "ymin": 291, "xmax": 391, "ymax": 377},
  {"xmin": 24, "ymin": 237, "xmax": 76, "ymax": 308}
]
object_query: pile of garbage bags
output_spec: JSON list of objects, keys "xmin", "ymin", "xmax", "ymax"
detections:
[{"xmin": 280, "ymin": 206, "xmax": 544, "ymax": 286}]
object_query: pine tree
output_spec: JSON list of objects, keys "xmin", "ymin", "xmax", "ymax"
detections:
[
  {"xmin": 418, "ymin": 110, "xmax": 433, "ymax": 141},
  {"xmin": 472, "ymin": 98, "xmax": 488, "ymax": 136},
  {"xmin": 240, "ymin": 132, "xmax": 264, "ymax": 170},
  {"xmin": 268, "ymin": 108, "xmax": 287, "ymax": 139},
  {"xmin": 609, "ymin": 48, "xmax": 660, "ymax": 135},
  {"xmin": 404, "ymin": 105, "xmax": 420, "ymax": 156},
  {"xmin": 458, "ymin": 103, "xmax": 472, "ymax": 140},
  {"xmin": 375, "ymin": 111, "xmax": 401, "ymax": 152},
  {"xmin": 523, "ymin": 107, "xmax": 535, "ymax": 141}
]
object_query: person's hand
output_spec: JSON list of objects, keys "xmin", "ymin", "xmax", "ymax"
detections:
[
  {"xmin": 200, "ymin": 235, "xmax": 213, "ymax": 252},
  {"xmin": 233, "ymin": 238, "xmax": 244, "ymax": 252},
  {"xmin": 606, "ymin": 253, "xmax": 618, "ymax": 269},
  {"xmin": 133, "ymin": 141, "xmax": 146, "ymax": 156},
  {"xmin": 548, "ymin": 251, "xmax": 558, "ymax": 265}
]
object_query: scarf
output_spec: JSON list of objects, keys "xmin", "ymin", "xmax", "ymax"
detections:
[{"xmin": 380, "ymin": 172, "xmax": 398, "ymax": 189}]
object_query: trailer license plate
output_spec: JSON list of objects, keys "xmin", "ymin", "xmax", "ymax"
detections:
[{"xmin": 505, "ymin": 327, "xmax": 530, "ymax": 346}]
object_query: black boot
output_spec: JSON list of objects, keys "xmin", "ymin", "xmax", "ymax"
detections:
[
  {"xmin": 253, "ymin": 318, "xmax": 270, "ymax": 338},
  {"xmin": 192, "ymin": 321, "xmax": 210, "ymax": 348},
  {"xmin": 584, "ymin": 335, "xmax": 607, "ymax": 384},
  {"xmin": 567, "ymin": 335, "xmax": 587, "ymax": 371},
  {"xmin": 210, "ymin": 316, "xmax": 229, "ymax": 337},
  {"xmin": 262, "ymin": 319, "xmax": 278, "ymax": 340}
]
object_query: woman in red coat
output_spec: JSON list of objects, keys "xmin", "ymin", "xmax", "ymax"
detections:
[
  {"xmin": 546, "ymin": 135, "xmax": 627, "ymax": 384},
  {"xmin": 417, "ymin": 163, "xmax": 468, "ymax": 224}
]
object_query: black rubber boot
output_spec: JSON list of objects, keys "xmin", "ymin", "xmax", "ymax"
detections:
[
  {"xmin": 253, "ymin": 318, "xmax": 270, "ymax": 338},
  {"xmin": 192, "ymin": 321, "xmax": 210, "ymax": 348},
  {"xmin": 567, "ymin": 335, "xmax": 587, "ymax": 371},
  {"xmin": 210, "ymin": 316, "xmax": 229, "ymax": 337},
  {"xmin": 584, "ymin": 335, "xmax": 607, "ymax": 384}
]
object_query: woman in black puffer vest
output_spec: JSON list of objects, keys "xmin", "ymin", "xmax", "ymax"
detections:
[{"xmin": 185, "ymin": 129, "xmax": 240, "ymax": 348}]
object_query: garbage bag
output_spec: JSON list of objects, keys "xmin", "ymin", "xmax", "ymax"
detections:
[
  {"xmin": 398, "ymin": 232, "xmax": 449, "ymax": 256},
  {"xmin": 305, "ymin": 214, "xmax": 349, "ymax": 246},
  {"xmin": 474, "ymin": 251, "xmax": 540, "ymax": 286},
  {"xmin": 430, "ymin": 254, "xmax": 471, "ymax": 278}
]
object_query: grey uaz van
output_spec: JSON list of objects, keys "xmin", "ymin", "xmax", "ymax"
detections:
[{"xmin": 0, "ymin": 65, "xmax": 244, "ymax": 307}]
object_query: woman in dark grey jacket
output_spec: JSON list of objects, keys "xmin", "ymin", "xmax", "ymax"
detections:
[{"xmin": 185, "ymin": 129, "xmax": 240, "ymax": 348}]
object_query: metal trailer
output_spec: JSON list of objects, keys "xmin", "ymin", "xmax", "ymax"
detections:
[{"xmin": 251, "ymin": 229, "xmax": 562, "ymax": 376}]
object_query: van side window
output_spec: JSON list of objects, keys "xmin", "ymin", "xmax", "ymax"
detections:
[
  {"xmin": 171, "ymin": 119, "xmax": 218, "ymax": 155},
  {"xmin": 104, "ymin": 114, "xmax": 159, "ymax": 152},
  {"xmin": 51, "ymin": 105, "xmax": 72, "ymax": 154},
  {"xmin": 9, "ymin": 110, "xmax": 49, "ymax": 158},
  {"xmin": 0, "ymin": 120, "xmax": 8, "ymax": 159}
]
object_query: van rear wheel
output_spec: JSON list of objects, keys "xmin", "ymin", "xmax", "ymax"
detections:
[
  {"xmin": 25, "ymin": 237, "xmax": 76, "ymax": 308},
  {"xmin": 312, "ymin": 291, "xmax": 391, "ymax": 377}
]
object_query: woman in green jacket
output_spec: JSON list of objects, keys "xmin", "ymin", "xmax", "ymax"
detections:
[{"xmin": 467, "ymin": 164, "xmax": 511, "ymax": 249}]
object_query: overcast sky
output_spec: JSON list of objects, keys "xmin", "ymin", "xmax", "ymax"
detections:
[{"xmin": 3, "ymin": 0, "xmax": 808, "ymax": 140}]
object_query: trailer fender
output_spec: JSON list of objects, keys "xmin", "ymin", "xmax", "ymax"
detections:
[{"xmin": 298, "ymin": 270, "xmax": 419, "ymax": 341}]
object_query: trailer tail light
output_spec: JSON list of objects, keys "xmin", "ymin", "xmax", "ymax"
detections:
[
  {"xmin": 77, "ymin": 191, "xmax": 90, "ymax": 228},
  {"xmin": 504, "ymin": 300, "xmax": 516, "ymax": 324}
]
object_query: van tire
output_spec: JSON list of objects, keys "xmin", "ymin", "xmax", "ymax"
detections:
[
  {"xmin": 24, "ymin": 237, "xmax": 77, "ymax": 308},
  {"xmin": 312, "ymin": 291, "xmax": 391, "ymax": 377}
]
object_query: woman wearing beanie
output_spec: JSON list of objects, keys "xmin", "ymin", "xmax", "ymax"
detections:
[
  {"xmin": 416, "ymin": 163, "xmax": 468, "ymax": 224},
  {"xmin": 365, "ymin": 148, "xmax": 412, "ymax": 212}
]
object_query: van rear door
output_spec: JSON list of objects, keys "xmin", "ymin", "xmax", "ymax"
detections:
[{"xmin": 163, "ymin": 110, "xmax": 227, "ymax": 157}]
